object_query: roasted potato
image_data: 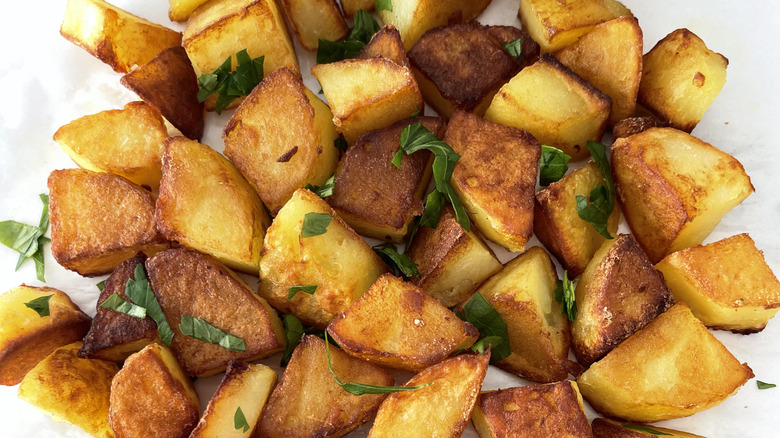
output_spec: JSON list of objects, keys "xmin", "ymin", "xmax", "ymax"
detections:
[
  {"xmin": 611, "ymin": 116, "xmax": 662, "ymax": 140},
  {"xmin": 279, "ymin": 0, "xmax": 348, "ymax": 51},
  {"xmin": 357, "ymin": 25, "xmax": 409, "ymax": 68},
  {"xmin": 611, "ymin": 127, "xmax": 754, "ymax": 263},
  {"xmin": 591, "ymin": 418, "xmax": 705, "ymax": 438},
  {"xmin": 48, "ymin": 168, "xmax": 168, "ymax": 276},
  {"xmin": 156, "ymin": 136, "xmax": 270, "ymax": 274},
  {"xmin": 169, "ymin": 0, "xmax": 211, "ymax": 21},
  {"xmin": 340, "ymin": 0, "xmax": 374, "ymax": 17},
  {"xmin": 146, "ymin": 248, "xmax": 285, "ymax": 377},
  {"xmin": 0, "ymin": 285, "xmax": 91, "ymax": 386},
  {"xmin": 656, "ymin": 233, "xmax": 780, "ymax": 333}
]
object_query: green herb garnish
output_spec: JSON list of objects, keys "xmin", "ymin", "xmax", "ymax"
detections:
[
  {"xmin": 757, "ymin": 380, "xmax": 776, "ymax": 389},
  {"xmin": 197, "ymin": 49, "xmax": 264, "ymax": 114},
  {"xmin": 502, "ymin": 37, "xmax": 524, "ymax": 60},
  {"xmin": 305, "ymin": 174, "xmax": 336, "ymax": 199},
  {"xmin": 125, "ymin": 263, "xmax": 174, "ymax": 346},
  {"xmin": 575, "ymin": 141, "xmax": 616, "ymax": 239},
  {"xmin": 539, "ymin": 145, "xmax": 571, "ymax": 186},
  {"xmin": 334, "ymin": 137, "xmax": 349, "ymax": 152},
  {"xmin": 288, "ymin": 285, "xmax": 318, "ymax": 300},
  {"xmin": 24, "ymin": 294, "xmax": 53, "ymax": 317},
  {"xmin": 375, "ymin": 0, "xmax": 393, "ymax": 12},
  {"xmin": 457, "ymin": 292, "xmax": 510, "ymax": 362},
  {"xmin": 316, "ymin": 10, "xmax": 380, "ymax": 64},
  {"xmin": 621, "ymin": 424, "xmax": 672, "ymax": 435},
  {"xmin": 281, "ymin": 314, "xmax": 305, "ymax": 366},
  {"xmin": 301, "ymin": 212, "xmax": 332, "ymax": 237},
  {"xmin": 234, "ymin": 407, "xmax": 250, "ymax": 432},
  {"xmin": 554, "ymin": 270, "xmax": 577, "ymax": 322},
  {"xmin": 180, "ymin": 315, "xmax": 246, "ymax": 352},
  {"xmin": 99, "ymin": 293, "xmax": 147, "ymax": 319},
  {"xmin": 0, "ymin": 194, "xmax": 50, "ymax": 282},
  {"xmin": 372, "ymin": 243, "xmax": 419, "ymax": 278},
  {"xmin": 96, "ymin": 280, "xmax": 106, "ymax": 291}
]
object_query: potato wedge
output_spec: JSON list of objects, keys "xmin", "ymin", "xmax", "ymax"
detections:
[
  {"xmin": 591, "ymin": 418, "xmax": 705, "ymax": 438},
  {"xmin": 279, "ymin": 0, "xmax": 348, "ymax": 51},
  {"xmin": 357, "ymin": 25, "xmax": 409, "ymax": 68},
  {"xmin": 169, "ymin": 0, "xmax": 210, "ymax": 21},
  {"xmin": 0, "ymin": 285, "xmax": 91, "ymax": 386}
]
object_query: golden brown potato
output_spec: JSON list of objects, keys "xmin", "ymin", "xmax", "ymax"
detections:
[
  {"xmin": 534, "ymin": 161, "xmax": 620, "ymax": 278},
  {"xmin": 190, "ymin": 360, "xmax": 277, "ymax": 438},
  {"xmin": 407, "ymin": 206, "xmax": 502, "ymax": 307},
  {"xmin": 327, "ymin": 274, "xmax": 478, "ymax": 372},
  {"xmin": 472, "ymin": 381, "xmax": 592, "ymax": 438},
  {"xmin": 480, "ymin": 247, "xmax": 580, "ymax": 383},
  {"xmin": 48, "ymin": 168, "xmax": 168, "ymax": 276},
  {"xmin": 169, "ymin": 0, "xmax": 210, "ymax": 21},
  {"xmin": 60, "ymin": 0, "xmax": 182, "ymax": 73},
  {"xmin": 577, "ymin": 303, "xmax": 754, "ymax": 422},
  {"xmin": 591, "ymin": 418, "xmax": 705, "ymax": 438},
  {"xmin": 518, "ymin": 0, "xmax": 632, "ymax": 53},
  {"xmin": 638, "ymin": 29, "xmax": 728, "ymax": 132},
  {"xmin": 0, "ymin": 285, "xmax": 91, "ymax": 386},
  {"xmin": 256, "ymin": 335, "xmax": 393, "ymax": 438},
  {"xmin": 79, "ymin": 254, "xmax": 158, "ymax": 362},
  {"xmin": 121, "ymin": 46, "xmax": 205, "ymax": 141},
  {"xmin": 572, "ymin": 234, "xmax": 674, "ymax": 366},
  {"xmin": 340, "ymin": 0, "xmax": 374, "ymax": 17},
  {"xmin": 53, "ymin": 101, "xmax": 167, "ymax": 191},
  {"xmin": 146, "ymin": 248, "xmax": 285, "ymax": 377},
  {"xmin": 156, "ymin": 136, "xmax": 270, "ymax": 274},
  {"xmin": 357, "ymin": 25, "xmax": 409, "ymax": 68},
  {"xmin": 109, "ymin": 343, "xmax": 200, "ymax": 438},
  {"xmin": 611, "ymin": 127, "xmax": 754, "ymax": 263},
  {"xmin": 656, "ymin": 234, "xmax": 780, "ymax": 333},
  {"xmin": 611, "ymin": 116, "xmax": 662, "ymax": 140},
  {"xmin": 553, "ymin": 16, "xmax": 643, "ymax": 126},
  {"xmin": 258, "ymin": 189, "xmax": 388, "ymax": 328},
  {"xmin": 224, "ymin": 68, "xmax": 340, "ymax": 216},
  {"xmin": 279, "ymin": 0, "xmax": 348, "ymax": 51},
  {"xmin": 312, "ymin": 57, "xmax": 424, "ymax": 144},
  {"xmin": 369, "ymin": 352, "xmax": 490, "ymax": 437},
  {"xmin": 446, "ymin": 111, "xmax": 540, "ymax": 252},
  {"xmin": 485, "ymin": 55, "xmax": 611, "ymax": 160},
  {"xmin": 328, "ymin": 117, "xmax": 440, "ymax": 242},
  {"xmin": 18, "ymin": 343, "xmax": 118, "ymax": 438}
]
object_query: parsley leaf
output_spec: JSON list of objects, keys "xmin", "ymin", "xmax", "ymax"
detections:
[
  {"xmin": 288, "ymin": 285, "xmax": 318, "ymax": 300},
  {"xmin": 196, "ymin": 50, "xmax": 264, "ymax": 114},
  {"xmin": 554, "ymin": 270, "xmax": 577, "ymax": 322},
  {"xmin": 180, "ymin": 315, "xmax": 246, "ymax": 352},
  {"xmin": 125, "ymin": 263, "xmax": 174, "ymax": 346},
  {"xmin": 757, "ymin": 380, "xmax": 776, "ymax": 389},
  {"xmin": 99, "ymin": 293, "xmax": 147, "ymax": 319},
  {"xmin": 502, "ymin": 37, "xmax": 524, "ymax": 60},
  {"xmin": 576, "ymin": 141, "xmax": 616, "ymax": 239},
  {"xmin": 24, "ymin": 294, "xmax": 53, "ymax": 317},
  {"xmin": 372, "ymin": 243, "xmax": 419, "ymax": 278},
  {"xmin": 375, "ymin": 0, "xmax": 393, "ymax": 11},
  {"xmin": 301, "ymin": 212, "xmax": 332, "ymax": 237},
  {"xmin": 621, "ymin": 424, "xmax": 672, "ymax": 436},
  {"xmin": 0, "ymin": 194, "xmax": 50, "ymax": 282},
  {"xmin": 457, "ymin": 292, "xmax": 510, "ymax": 362},
  {"xmin": 316, "ymin": 10, "xmax": 380, "ymax": 64},
  {"xmin": 234, "ymin": 407, "xmax": 250, "ymax": 433},
  {"xmin": 281, "ymin": 314, "xmax": 305, "ymax": 366},
  {"xmin": 305, "ymin": 174, "xmax": 336, "ymax": 199},
  {"xmin": 539, "ymin": 145, "xmax": 571, "ymax": 186},
  {"xmin": 96, "ymin": 280, "xmax": 106, "ymax": 291}
]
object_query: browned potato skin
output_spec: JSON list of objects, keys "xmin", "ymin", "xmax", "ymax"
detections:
[
  {"xmin": 279, "ymin": 0, "xmax": 348, "ymax": 51},
  {"xmin": 0, "ymin": 285, "xmax": 91, "ymax": 386},
  {"xmin": 357, "ymin": 25, "xmax": 410, "ymax": 68},
  {"xmin": 591, "ymin": 418, "xmax": 706, "ymax": 438},
  {"xmin": 572, "ymin": 234, "xmax": 674, "ymax": 366},
  {"xmin": 328, "ymin": 117, "xmax": 440, "ymax": 242},
  {"xmin": 255, "ymin": 335, "xmax": 393, "ymax": 438},
  {"xmin": 48, "ymin": 168, "xmax": 168, "ymax": 277},
  {"xmin": 327, "ymin": 274, "xmax": 478, "ymax": 372},
  {"xmin": 340, "ymin": 0, "xmax": 373, "ymax": 16},
  {"xmin": 79, "ymin": 254, "xmax": 159, "ymax": 362},
  {"xmin": 146, "ymin": 248, "xmax": 285, "ymax": 377},
  {"xmin": 611, "ymin": 116, "xmax": 662, "ymax": 140},
  {"xmin": 121, "ymin": 46, "xmax": 205, "ymax": 141},
  {"xmin": 472, "ymin": 381, "xmax": 592, "ymax": 438},
  {"xmin": 446, "ymin": 111, "xmax": 540, "ymax": 252}
]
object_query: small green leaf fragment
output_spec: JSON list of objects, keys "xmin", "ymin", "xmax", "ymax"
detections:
[
  {"xmin": 97, "ymin": 280, "xmax": 106, "ymax": 291},
  {"xmin": 24, "ymin": 294, "xmax": 53, "ymax": 317},
  {"xmin": 502, "ymin": 37, "xmax": 524, "ymax": 60},
  {"xmin": 375, "ymin": 0, "xmax": 393, "ymax": 12},
  {"xmin": 315, "ymin": 10, "xmax": 380, "ymax": 64},
  {"xmin": 125, "ymin": 263, "xmax": 174, "ymax": 346},
  {"xmin": 301, "ymin": 212, "xmax": 332, "ymax": 238},
  {"xmin": 457, "ymin": 292, "xmax": 510, "ymax": 362},
  {"xmin": 334, "ymin": 137, "xmax": 348, "ymax": 152},
  {"xmin": 234, "ymin": 407, "xmax": 250, "ymax": 432},
  {"xmin": 99, "ymin": 293, "xmax": 147, "ymax": 319},
  {"xmin": 553, "ymin": 271, "xmax": 577, "ymax": 322},
  {"xmin": 372, "ymin": 243, "xmax": 419, "ymax": 278},
  {"xmin": 288, "ymin": 285, "xmax": 318, "ymax": 300},
  {"xmin": 539, "ymin": 145, "xmax": 570, "ymax": 186},
  {"xmin": 180, "ymin": 315, "xmax": 246, "ymax": 352},
  {"xmin": 757, "ymin": 380, "xmax": 776, "ymax": 389},
  {"xmin": 281, "ymin": 314, "xmax": 305, "ymax": 366},
  {"xmin": 305, "ymin": 174, "xmax": 336, "ymax": 199}
]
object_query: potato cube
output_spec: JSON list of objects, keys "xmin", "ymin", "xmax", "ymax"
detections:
[
  {"xmin": 48, "ymin": 168, "xmax": 168, "ymax": 276},
  {"xmin": 279, "ymin": 0, "xmax": 348, "ymax": 51},
  {"xmin": 480, "ymin": 247, "xmax": 580, "ymax": 383},
  {"xmin": 169, "ymin": 0, "xmax": 210, "ymax": 21},
  {"xmin": 259, "ymin": 189, "xmax": 388, "ymax": 328},
  {"xmin": 572, "ymin": 234, "xmax": 674, "ymax": 366},
  {"xmin": 446, "ymin": 111, "xmax": 540, "ymax": 252},
  {"xmin": 146, "ymin": 248, "xmax": 285, "ymax": 377},
  {"xmin": 638, "ymin": 29, "xmax": 728, "ymax": 132},
  {"xmin": 0, "ymin": 285, "xmax": 91, "ymax": 385},
  {"xmin": 656, "ymin": 234, "xmax": 780, "ymax": 333},
  {"xmin": 591, "ymin": 418, "xmax": 705, "ymax": 438},
  {"xmin": 18, "ymin": 343, "xmax": 118, "ymax": 438},
  {"xmin": 485, "ymin": 55, "xmax": 611, "ymax": 160},
  {"xmin": 312, "ymin": 57, "xmax": 424, "ymax": 144},
  {"xmin": 518, "ymin": 0, "xmax": 632, "ymax": 53},
  {"xmin": 156, "ymin": 136, "xmax": 270, "ymax": 274},
  {"xmin": 328, "ymin": 117, "xmax": 441, "ymax": 242},
  {"xmin": 190, "ymin": 360, "xmax": 277, "ymax": 438},
  {"xmin": 357, "ymin": 25, "xmax": 409, "ymax": 68},
  {"xmin": 534, "ymin": 161, "xmax": 620, "ymax": 278},
  {"xmin": 407, "ymin": 206, "xmax": 502, "ymax": 307},
  {"xmin": 369, "ymin": 352, "xmax": 489, "ymax": 437},
  {"xmin": 471, "ymin": 381, "xmax": 591, "ymax": 438},
  {"xmin": 60, "ymin": 0, "xmax": 182, "ymax": 73},
  {"xmin": 256, "ymin": 335, "xmax": 393, "ymax": 438},
  {"xmin": 553, "ymin": 16, "xmax": 643, "ymax": 126},
  {"xmin": 611, "ymin": 127, "xmax": 754, "ymax": 263},
  {"xmin": 577, "ymin": 303, "xmax": 754, "ymax": 422},
  {"xmin": 109, "ymin": 343, "xmax": 200, "ymax": 438}
]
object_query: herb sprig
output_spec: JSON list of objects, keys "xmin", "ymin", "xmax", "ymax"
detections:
[
  {"xmin": 539, "ymin": 145, "xmax": 571, "ymax": 186},
  {"xmin": 576, "ymin": 141, "xmax": 616, "ymax": 239},
  {"xmin": 317, "ymin": 10, "xmax": 380, "ymax": 64},
  {"xmin": 554, "ymin": 270, "xmax": 577, "ymax": 322},
  {"xmin": 180, "ymin": 315, "xmax": 246, "ymax": 352},
  {"xmin": 0, "ymin": 194, "xmax": 50, "ymax": 282},
  {"xmin": 457, "ymin": 292, "xmax": 510, "ymax": 362},
  {"xmin": 197, "ymin": 49, "xmax": 264, "ymax": 114},
  {"xmin": 372, "ymin": 243, "xmax": 419, "ymax": 278},
  {"xmin": 305, "ymin": 174, "xmax": 336, "ymax": 199}
]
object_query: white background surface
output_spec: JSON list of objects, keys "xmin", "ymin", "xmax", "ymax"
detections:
[{"xmin": 0, "ymin": 0, "xmax": 778, "ymax": 437}]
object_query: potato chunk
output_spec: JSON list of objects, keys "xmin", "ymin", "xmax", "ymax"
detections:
[
  {"xmin": 224, "ymin": 68, "xmax": 339, "ymax": 215},
  {"xmin": 611, "ymin": 116, "xmax": 662, "ymax": 140},
  {"xmin": 357, "ymin": 25, "xmax": 409, "ymax": 68},
  {"xmin": 446, "ymin": 111, "xmax": 540, "ymax": 252},
  {"xmin": 471, "ymin": 381, "xmax": 591, "ymax": 438},
  {"xmin": 534, "ymin": 161, "xmax": 620, "ymax": 278},
  {"xmin": 341, "ymin": 0, "xmax": 374, "ymax": 17},
  {"xmin": 256, "ymin": 335, "xmax": 392, "ymax": 438},
  {"xmin": 259, "ymin": 189, "xmax": 388, "ymax": 328},
  {"xmin": 572, "ymin": 234, "xmax": 674, "ymax": 366},
  {"xmin": 656, "ymin": 234, "xmax": 780, "ymax": 333},
  {"xmin": 156, "ymin": 136, "xmax": 270, "ymax": 274},
  {"xmin": 279, "ymin": 0, "xmax": 348, "ymax": 51},
  {"xmin": 0, "ymin": 285, "xmax": 91, "ymax": 385},
  {"xmin": 480, "ymin": 247, "xmax": 580, "ymax": 383},
  {"xmin": 328, "ymin": 117, "xmax": 440, "ymax": 242},
  {"xmin": 369, "ymin": 352, "xmax": 489, "ymax": 437},
  {"xmin": 577, "ymin": 303, "xmax": 754, "ymax": 422},
  {"xmin": 591, "ymin": 418, "xmax": 705, "ymax": 438},
  {"xmin": 169, "ymin": 0, "xmax": 210, "ymax": 21},
  {"xmin": 60, "ymin": 0, "xmax": 182, "ymax": 73},
  {"xmin": 638, "ymin": 29, "xmax": 728, "ymax": 132},
  {"xmin": 485, "ymin": 55, "xmax": 611, "ymax": 160},
  {"xmin": 48, "ymin": 168, "xmax": 168, "ymax": 276},
  {"xmin": 146, "ymin": 248, "xmax": 285, "ymax": 376},
  {"xmin": 407, "ymin": 206, "xmax": 502, "ymax": 307},
  {"xmin": 312, "ymin": 57, "xmax": 424, "ymax": 144},
  {"xmin": 611, "ymin": 127, "xmax": 754, "ymax": 263}
]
